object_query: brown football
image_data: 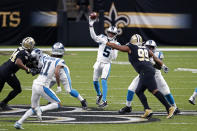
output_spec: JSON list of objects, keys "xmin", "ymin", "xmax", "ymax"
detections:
[{"xmin": 90, "ymin": 12, "xmax": 97, "ymax": 20}]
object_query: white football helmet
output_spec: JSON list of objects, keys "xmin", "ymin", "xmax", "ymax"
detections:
[
  {"xmin": 107, "ymin": 26, "xmax": 118, "ymax": 40},
  {"xmin": 21, "ymin": 37, "xmax": 35, "ymax": 51},
  {"xmin": 52, "ymin": 42, "xmax": 64, "ymax": 56},
  {"xmin": 31, "ymin": 48, "xmax": 43, "ymax": 61},
  {"xmin": 130, "ymin": 34, "xmax": 143, "ymax": 46},
  {"xmin": 145, "ymin": 40, "xmax": 157, "ymax": 52}
]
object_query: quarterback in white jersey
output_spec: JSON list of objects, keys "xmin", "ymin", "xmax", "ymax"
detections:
[
  {"xmin": 89, "ymin": 16, "xmax": 120, "ymax": 107},
  {"xmin": 119, "ymin": 40, "xmax": 180, "ymax": 114}
]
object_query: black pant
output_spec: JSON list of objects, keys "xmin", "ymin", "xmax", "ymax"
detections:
[{"xmin": 0, "ymin": 73, "xmax": 22, "ymax": 105}]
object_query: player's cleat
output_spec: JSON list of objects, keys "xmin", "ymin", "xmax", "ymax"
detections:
[
  {"xmin": 141, "ymin": 109, "xmax": 153, "ymax": 119},
  {"xmin": 81, "ymin": 99, "xmax": 88, "ymax": 110},
  {"xmin": 189, "ymin": 96, "xmax": 195, "ymax": 105},
  {"xmin": 96, "ymin": 94, "xmax": 103, "ymax": 105},
  {"xmin": 118, "ymin": 106, "xmax": 132, "ymax": 114},
  {"xmin": 35, "ymin": 107, "xmax": 42, "ymax": 121},
  {"xmin": 166, "ymin": 106, "xmax": 176, "ymax": 119},
  {"xmin": 0, "ymin": 102, "xmax": 12, "ymax": 111},
  {"xmin": 174, "ymin": 107, "xmax": 181, "ymax": 115},
  {"xmin": 98, "ymin": 101, "xmax": 108, "ymax": 108},
  {"xmin": 14, "ymin": 121, "xmax": 24, "ymax": 130}
]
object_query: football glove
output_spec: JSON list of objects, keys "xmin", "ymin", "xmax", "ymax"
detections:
[
  {"xmin": 56, "ymin": 86, "xmax": 62, "ymax": 93},
  {"xmin": 89, "ymin": 16, "xmax": 96, "ymax": 27},
  {"xmin": 162, "ymin": 64, "xmax": 169, "ymax": 73},
  {"xmin": 27, "ymin": 68, "xmax": 40, "ymax": 76}
]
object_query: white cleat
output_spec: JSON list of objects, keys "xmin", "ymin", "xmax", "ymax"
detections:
[
  {"xmin": 14, "ymin": 121, "xmax": 24, "ymax": 130},
  {"xmin": 35, "ymin": 107, "xmax": 42, "ymax": 121},
  {"xmin": 189, "ymin": 96, "xmax": 195, "ymax": 105}
]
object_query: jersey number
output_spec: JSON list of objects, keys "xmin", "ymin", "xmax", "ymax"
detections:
[
  {"xmin": 10, "ymin": 50, "xmax": 20, "ymax": 62},
  {"xmin": 138, "ymin": 49, "xmax": 149, "ymax": 61},
  {"xmin": 103, "ymin": 46, "xmax": 111, "ymax": 57},
  {"xmin": 40, "ymin": 61, "xmax": 52, "ymax": 76}
]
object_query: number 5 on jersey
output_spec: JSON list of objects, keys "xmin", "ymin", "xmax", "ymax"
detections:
[{"xmin": 138, "ymin": 49, "xmax": 149, "ymax": 61}]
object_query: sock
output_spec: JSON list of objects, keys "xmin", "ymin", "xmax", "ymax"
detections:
[
  {"xmin": 126, "ymin": 90, "xmax": 134, "ymax": 107},
  {"xmin": 154, "ymin": 91, "xmax": 171, "ymax": 111},
  {"xmin": 136, "ymin": 92, "xmax": 150, "ymax": 110},
  {"xmin": 192, "ymin": 88, "xmax": 197, "ymax": 98},
  {"xmin": 93, "ymin": 81, "xmax": 101, "ymax": 96},
  {"xmin": 101, "ymin": 79, "xmax": 107, "ymax": 102},
  {"xmin": 40, "ymin": 103, "xmax": 59, "ymax": 112},
  {"xmin": 165, "ymin": 94, "xmax": 176, "ymax": 107},
  {"xmin": 18, "ymin": 108, "xmax": 35, "ymax": 124},
  {"xmin": 77, "ymin": 94, "xmax": 84, "ymax": 101},
  {"xmin": 69, "ymin": 89, "xmax": 79, "ymax": 98}
]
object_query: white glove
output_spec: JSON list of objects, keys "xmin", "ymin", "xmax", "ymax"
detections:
[
  {"xmin": 89, "ymin": 16, "xmax": 96, "ymax": 26},
  {"xmin": 56, "ymin": 86, "xmax": 62, "ymax": 93},
  {"xmin": 162, "ymin": 64, "xmax": 169, "ymax": 73}
]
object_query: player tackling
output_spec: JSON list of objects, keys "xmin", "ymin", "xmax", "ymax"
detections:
[{"xmin": 89, "ymin": 12, "xmax": 120, "ymax": 107}]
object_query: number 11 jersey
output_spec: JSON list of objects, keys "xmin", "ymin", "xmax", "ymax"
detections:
[{"xmin": 34, "ymin": 56, "xmax": 65, "ymax": 87}]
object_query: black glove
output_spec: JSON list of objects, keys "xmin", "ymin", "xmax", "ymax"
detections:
[{"xmin": 27, "ymin": 68, "xmax": 41, "ymax": 76}]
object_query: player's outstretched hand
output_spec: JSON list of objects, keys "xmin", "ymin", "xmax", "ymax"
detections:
[
  {"xmin": 162, "ymin": 64, "xmax": 169, "ymax": 73},
  {"xmin": 89, "ymin": 16, "xmax": 96, "ymax": 26},
  {"xmin": 56, "ymin": 86, "xmax": 62, "ymax": 93}
]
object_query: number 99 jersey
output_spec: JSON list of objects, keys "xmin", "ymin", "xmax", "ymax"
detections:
[
  {"xmin": 126, "ymin": 43, "xmax": 155, "ymax": 74},
  {"xmin": 33, "ymin": 56, "xmax": 66, "ymax": 87}
]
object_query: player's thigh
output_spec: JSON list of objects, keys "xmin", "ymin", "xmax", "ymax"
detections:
[
  {"xmin": 42, "ymin": 86, "xmax": 61, "ymax": 103},
  {"xmin": 0, "ymin": 77, "xmax": 5, "ymax": 92},
  {"xmin": 31, "ymin": 87, "xmax": 41, "ymax": 108},
  {"xmin": 101, "ymin": 63, "xmax": 111, "ymax": 79},
  {"xmin": 128, "ymin": 75, "xmax": 140, "ymax": 92},
  {"xmin": 60, "ymin": 67, "xmax": 72, "ymax": 92},
  {"xmin": 93, "ymin": 63, "xmax": 102, "ymax": 81},
  {"xmin": 155, "ymin": 74, "xmax": 170, "ymax": 95},
  {"xmin": 7, "ymin": 75, "xmax": 21, "ymax": 91}
]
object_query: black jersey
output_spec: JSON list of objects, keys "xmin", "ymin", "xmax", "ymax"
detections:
[
  {"xmin": 0, "ymin": 47, "xmax": 31, "ymax": 75},
  {"xmin": 126, "ymin": 43, "xmax": 155, "ymax": 74}
]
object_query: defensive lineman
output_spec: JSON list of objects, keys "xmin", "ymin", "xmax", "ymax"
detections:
[
  {"xmin": 89, "ymin": 16, "xmax": 120, "ymax": 107},
  {"xmin": 119, "ymin": 40, "xmax": 179, "ymax": 114},
  {"xmin": 0, "ymin": 37, "xmax": 38, "ymax": 110},
  {"xmin": 14, "ymin": 43, "xmax": 65, "ymax": 129},
  {"xmin": 105, "ymin": 35, "xmax": 176, "ymax": 119}
]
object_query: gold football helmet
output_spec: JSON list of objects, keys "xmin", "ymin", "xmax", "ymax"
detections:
[
  {"xmin": 21, "ymin": 37, "xmax": 35, "ymax": 50},
  {"xmin": 130, "ymin": 34, "xmax": 143, "ymax": 46}
]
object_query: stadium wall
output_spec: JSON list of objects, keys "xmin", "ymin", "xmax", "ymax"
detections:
[{"xmin": 0, "ymin": 0, "xmax": 196, "ymax": 46}]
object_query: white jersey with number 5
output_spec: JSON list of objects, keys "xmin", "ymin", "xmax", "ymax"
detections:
[
  {"xmin": 89, "ymin": 27, "xmax": 120, "ymax": 63},
  {"xmin": 34, "ymin": 56, "xmax": 65, "ymax": 87}
]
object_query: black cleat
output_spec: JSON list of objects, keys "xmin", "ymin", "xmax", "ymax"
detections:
[
  {"xmin": 0, "ymin": 102, "xmax": 12, "ymax": 111},
  {"xmin": 98, "ymin": 101, "xmax": 107, "ymax": 108},
  {"xmin": 81, "ymin": 99, "xmax": 88, "ymax": 110},
  {"xmin": 96, "ymin": 94, "xmax": 103, "ymax": 105},
  {"xmin": 174, "ymin": 107, "xmax": 181, "ymax": 115},
  {"xmin": 118, "ymin": 106, "xmax": 132, "ymax": 114}
]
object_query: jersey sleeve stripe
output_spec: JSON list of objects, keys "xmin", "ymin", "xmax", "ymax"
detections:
[{"xmin": 55, "ymin": 59, "xmax": 61, "ymax": 67}]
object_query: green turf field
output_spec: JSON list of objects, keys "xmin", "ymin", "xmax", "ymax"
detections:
[{"xmin": 0, "ymin": 48, "xmax": 197, "ymax": 130}]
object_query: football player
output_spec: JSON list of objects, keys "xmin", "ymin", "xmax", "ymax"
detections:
[
  {"xmin": 14, "ymin": 43, "xmax": 66, "ymax": 129},
  {"xmin": 119, "ymin": 40, "xmax": 180, "ymax": 114},
  {"xmin": 89, "ymin": 16, "xmax": 120, "ymax": 107},
  {"xmin": 0, "ymin": 37, "xmax": 38, "ymax": 111},
  {"xmin": 104, "ymin": 35, "xmax": 176, "ymax": 119},
  {"xmin": 189, "ymin": 88, "xmax": 197, "ymax": 105}
]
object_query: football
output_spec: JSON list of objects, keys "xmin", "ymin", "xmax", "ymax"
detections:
[{"xmin": 90, "ymin": 12, "xmax": 97, "ymax": 20}]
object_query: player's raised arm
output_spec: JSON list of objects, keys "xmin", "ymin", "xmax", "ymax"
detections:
[{"xmin": 89, "ymin": 13, "xmax": 100, "ymax": 43}]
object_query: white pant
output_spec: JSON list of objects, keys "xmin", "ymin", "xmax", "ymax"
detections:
[
  {"xmin": 128, "ymin": 70, "xmax": 170, "ymax": 95},
  {"xmin": 93, "ymin": 61, "xmax": 111, "ymax": 81},
  {"xmin": 31, "ymin": 81, "xmax": 61, "ymax": 108}
]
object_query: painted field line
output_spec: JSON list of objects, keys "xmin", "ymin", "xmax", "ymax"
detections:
[{"xmin": 0, "ymin": 48, "xmax": 197, "ymax": 52}]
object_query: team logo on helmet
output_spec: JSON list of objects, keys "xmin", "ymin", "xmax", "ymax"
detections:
[
  {"xmin": 130, "ymin": 34, "xmax": 143, "ymax": 46},
  {"xmin": 21, "ymin": 37, "xmax": 35, "ymax": 50}
]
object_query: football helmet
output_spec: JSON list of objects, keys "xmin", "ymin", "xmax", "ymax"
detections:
[
  {"xmin": 145, "ymin": 40, "xmax": 157, "ymax": 52},
  {"xmin": 107, "ymin": 26, "xmax": 118, "ymax": 40},
  {"xmin": 130, "ymin": 34, "xmax": 143, "ymax": 46},
  {"xmin": 31, "ymin": 48, "xmax": 43, "ymax": 61},
  {"xmin": 21, "ymin": 37, "xmax": 35, "ymax": 51},
  {"xmin": 52, "ymin": 42, "xmax": 64, "ymax": 56}
]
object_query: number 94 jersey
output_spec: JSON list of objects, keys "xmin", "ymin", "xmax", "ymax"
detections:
[
  {"xmin": 127, "ymin": 43, "xmax": 155, "ymax": 74},
  {"xmin": 97, "ymin": 35, "xmax": 120, "ymax": 63},
  {"xmin": 34, "ymin": 56, "xmax": 66, "ymax": 87}
]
